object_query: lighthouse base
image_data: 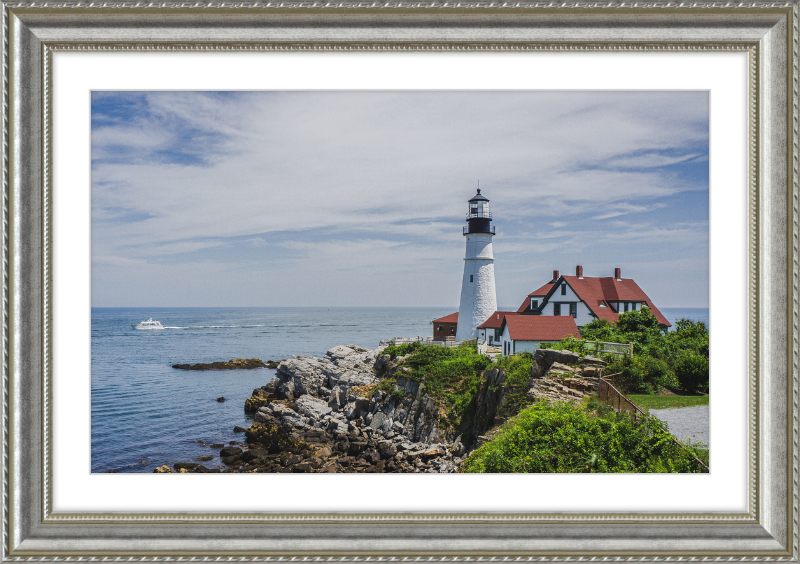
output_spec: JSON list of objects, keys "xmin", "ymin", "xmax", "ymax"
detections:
[{"xmin": 455, "ymin": 260, "xmax": 497, "ymax": 341}]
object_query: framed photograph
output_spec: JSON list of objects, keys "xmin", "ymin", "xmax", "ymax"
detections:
[{"xmin": 2, "ymin": 1, "xmax": 798, "ymax": 558}]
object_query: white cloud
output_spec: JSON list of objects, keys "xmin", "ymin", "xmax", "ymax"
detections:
[{"xmin": 91, "ymin": 91, "xmax": 709, "ymax": 306}]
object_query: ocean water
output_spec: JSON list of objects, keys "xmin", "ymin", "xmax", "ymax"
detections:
[
  {"xmin": 91, "ymin": 306, "xmax": 709, "ymax": 473},
  {"xmin": 91, "ymin": 307, "xmax": 455, "ymax": 473}
]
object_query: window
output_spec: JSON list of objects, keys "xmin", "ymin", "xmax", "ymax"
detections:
[
  {"xmin": 554, "ymin": 303, "xmax": 561, "ymax": 316},
  {"xmin": 531, "ymin": 299, "xmax": 538, "ymax": 309},
  {"xmin": 450, "ymin": 326, "xmax": 455, "ymax": 334},
  {"xmin": 624, "ymin": 302, "xmax": 629, "ymax": 312},
  {"xmin": 561, "ymin": 284, "xmax": 567, "ymax": 295},
  {"xmin": 437, "ymin": 325, "xmax": 442, "ymax": 332},
  {"xmin": 570, "ymin": 303, "xmax": 577, "ymax": 318},
  {"xmin": 470, "ymin": 275, "xmax": 473, "ymax": 283}
]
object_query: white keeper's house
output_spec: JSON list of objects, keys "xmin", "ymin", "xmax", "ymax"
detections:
[{"xmin": 515, "ymin": 265, "xmax": 671, "ymax": 329}]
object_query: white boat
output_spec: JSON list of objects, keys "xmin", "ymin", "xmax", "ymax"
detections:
[{"xmin": 131, "ymin": 318, "xmax": 164, "ymax": 330}]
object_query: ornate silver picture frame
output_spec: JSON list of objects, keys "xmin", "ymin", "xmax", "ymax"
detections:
[{"xmin": 2, "ymin": 1, "xmax": 798, "ymax": 558}]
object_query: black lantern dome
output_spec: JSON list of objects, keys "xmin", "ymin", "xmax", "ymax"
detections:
[{"xmin": 464, "ymin": 189, "xmax": 495, "ymax": 235}]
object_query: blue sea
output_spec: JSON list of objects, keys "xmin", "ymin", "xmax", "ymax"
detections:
[{"xmin": 91, "ymin": 306, "xmax": 708, "ymax": 473}]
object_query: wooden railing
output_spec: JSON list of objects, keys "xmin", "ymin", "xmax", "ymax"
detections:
[
  {"xmin": 598, "ymin": 376, "xmax": 709, "ymax": 473},
  {"xmin": 383, "ymin": 337, "xmax": 477, "ymax": 349},
  {"xmin": 598, "ymin": 376, "xmax": 646, "ymax": 423},
  {"xmin": 584, "ymin": 340, "xmax": 634, "ymax": 357}
]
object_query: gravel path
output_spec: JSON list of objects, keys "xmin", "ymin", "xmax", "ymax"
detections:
[{"xmin": 649, "ymin": 406, "xmax": 709, "ymax": 448}]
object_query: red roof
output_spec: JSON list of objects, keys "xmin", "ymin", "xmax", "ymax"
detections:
[
  {"xmin": 557, "ymin": 275, "xmax": 671, "ymax": 327},
  {"xmin": 503, "ymin": 315, "xmax": 581, "ymax": 342},
  {"xmin": 517, "ymin": 281, "xmax": 556, "ymax": 312},
  {"xmin": 517, "ymin": 273, "xmax": 672, "ymax": 327},
  {"xmin": 432, "ymin": 312, "xmax": 458, "ymax": 324},
  {"xmin": 477, "ymin": 311, "xmax": 518, "ymax": 329}
]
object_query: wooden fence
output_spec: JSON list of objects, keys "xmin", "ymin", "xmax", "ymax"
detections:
[
  {"xmin": 584, "ymin": 340, "xmax": 634, "ymax": 357},
  {"xmin": 598, "ymin": 376, "xmax": 709, "ymax": 473},
  {"xmin": 383, "ymin": 336, "xmax": 477, "ymax": 349}
]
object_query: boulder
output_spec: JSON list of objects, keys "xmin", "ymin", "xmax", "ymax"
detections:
[
  {"xmin": 277, "ymin": 380, "xmax": 296, "ymax": 400},
  {"xmin": 240, "ymin": 449, "xmax": 267, "ymax": 463},
  {"xmin": 296, "ymin": 395, "xmax": 333, "ymax": 421},
  {"xmin": 534, "ymin": 349, "xmax": 581, "ymax": 366},
  {"xmin": 154, "ymin": 464, "xmax": 175, "ymax": 473},
  {"xmin": 328, "ymin": 385, "xmax": 347, "ymax": 409},
  {"xmin": 174, "ymin": 462, "xmax": 199, "ymax": 470},
  {"xmin": 219, "ymin": 446, "xmax": 243, "ymax": 458},
  {"xmin": 546, "ymin": 362, "xmax": 580, "ymax": 376},
  {"xmin": 374, "ymin": 353, "xmax": 391, "ymax": 371},
  {"xmin": 582, "ymin": 355, "xmax": 606, "ymax": 366},
  {"xmin": 369, "ymin": 412, "xmax": 387, "ymax": 431},
  {"xmin": 377, "ymin": 440, "xmax": 398, "ymax": 459}
]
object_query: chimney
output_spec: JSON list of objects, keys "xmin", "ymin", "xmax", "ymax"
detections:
[
  {"xmin": 614, "ymin": 267, "xmax": 621, "ymax": 280},
  {"xmin": 552, "ymin": 270, "xmax": 560, "ymax": 281},
  {"xmin": 576, "ymin": 265, "xmax": 583, "ymax": 279}
]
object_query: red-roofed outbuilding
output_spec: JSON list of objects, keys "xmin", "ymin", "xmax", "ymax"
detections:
[{"xmin": 432, "ymin": 312, "xmax": 459, "ymax": 341}]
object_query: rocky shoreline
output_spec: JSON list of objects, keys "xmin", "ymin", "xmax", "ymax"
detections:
[
  {"xmin": 156, "ymin": 342, "xmax": 605, "ymax": 474},
  {"xmin": 172, "ymin": 358, "xmax": 273, "ymax": 370}
]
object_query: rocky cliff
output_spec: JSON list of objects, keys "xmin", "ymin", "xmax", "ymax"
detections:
[{"xmin": 158, "ymin": 343, "xmax": 605, "ymax": 473}]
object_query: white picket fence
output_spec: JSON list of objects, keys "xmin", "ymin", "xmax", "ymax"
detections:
[{"xmin": 381, "ymin": 336, "xmax": 478, "ymax": 349}]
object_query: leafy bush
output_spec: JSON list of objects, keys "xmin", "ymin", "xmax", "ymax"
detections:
[
  {"xmin": 382, "ymin": 341, "xmax": 422, "ymax": 359},
  {"xmin": 461, "ymin": 401, "xmax": 706, "ymax": 473},
  {"xmin": 541, "ymin": 309, "xmax": 709, "ymax": 394},
  {"xmin": 605, "ymin": 354, "xmax": 675, "ymax": 393},
  {"xmin": 387, "ymin": 342, "xmax": 492, "ymax": 430},
  {"xmin": 673, "ymin": 352, "xmax": 709, "ymax": 393}
]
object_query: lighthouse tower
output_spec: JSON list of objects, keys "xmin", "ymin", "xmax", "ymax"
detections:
[{"xmin": 456, "ymin": 189, "xmax": 497, "ymax": 341}]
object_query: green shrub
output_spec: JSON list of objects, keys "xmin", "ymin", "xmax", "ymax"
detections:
[
  {"xmin": 606, "ymin": 355, "xmax": 675, "ymax": 394},
  {"xmin": 382, "ymin": 341, "xmax": 422, "ymax": 359},
  {"xmin": 673, "ymin": 352, "xmax": 709, "ymax": 393},
  {"xmin": 461, "ymin": 401, "xmax": 706, "ymax": 473}
]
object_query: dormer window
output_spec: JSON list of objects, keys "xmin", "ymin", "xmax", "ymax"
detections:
[{"xmin": 530, "ymin": 299, "xmax": 539, "ymax": 309}]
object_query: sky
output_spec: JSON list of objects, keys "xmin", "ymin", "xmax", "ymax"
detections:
[{"xmin": 91, "ymin": 91, "xmax": 709, "ymax": 309}]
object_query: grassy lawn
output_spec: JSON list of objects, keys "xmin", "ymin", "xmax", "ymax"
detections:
[{"xmin": 628, "ymin": 394, "xmax": 709, "ymax": 412}]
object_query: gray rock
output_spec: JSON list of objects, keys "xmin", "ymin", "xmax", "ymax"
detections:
[
  {"xmin": 374, "ymin": 353, "xmax": 391, "ymax": 371},
  {"xmin": 535, "ymin": 348, "xmax": 581, "ymax": 366},
  {"xmin": 377, "ymin": 440, "xmax": 398, "ymax": 459},
  {"xmin": 369, "ymin": 411, "xmax": 387, "ymax": 430},
  {"xmin": 277, "ymin": 380, "xmax": 295, "ymax": 400},
  {"xmin": 327, "ymin": 385, "xmax": 347, "ymax": 409},
  {"xmin": 582, "ymin": 355, "xmax": 606, "ymax": 366},
  {"xmin": 296, "ymin": 395, "xmax": 332, "ymax": 421}
]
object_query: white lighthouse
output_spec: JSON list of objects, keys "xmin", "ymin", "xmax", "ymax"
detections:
[{"xmin": 456, "ymin": 189, "xmax": 497, "ymax": 341}]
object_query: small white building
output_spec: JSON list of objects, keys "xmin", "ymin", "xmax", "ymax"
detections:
[
  {"xmin": 477, "ymin": 311, "xmax": 517, "ymax": 346},
  {"xmin": 499, "ymin": 315, "xmax": 581, "ymax": 356}
]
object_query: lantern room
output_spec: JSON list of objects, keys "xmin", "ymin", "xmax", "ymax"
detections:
[{"xmin": 464, "ymin": 189, "xmax": 495, "ymax": 235}]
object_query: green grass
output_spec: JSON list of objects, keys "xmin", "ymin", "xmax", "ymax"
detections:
[{"xmin": 628, "ymin": 394, "xmax": 709, "ymax": 413}]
